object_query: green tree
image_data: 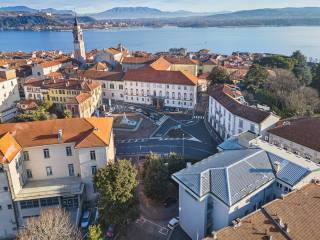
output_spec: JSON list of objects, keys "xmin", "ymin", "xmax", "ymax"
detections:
[
  {"xmin": 208, "ymin": 66, "xmax": 232, "ymax": 86},
  {"xmin": 165, "ymin": 153, "xmax": 186, "ymax": 175},
  {"xmin": 88, "ymin": 225, "xmax": 103, "ymax": 240},
  {"xmin": 311, "ymin": 63, "xmax": 320, "ymax": 92},
  {"xmin": 94, "ymin": 160, "xmax": 139, "ymax": 232},
  {"xmin": 63, "ymin": 109, "xmax": 72, "ymax": 118},
  {"xmin": 291, "ymin": 50, "xmax": 312, "ymax": 85},
  {"xmin": 142, "ymin": 153, "xmax": 169, "ymax": 201},
  {"xmin": 243, "ymin": 64, "xmax": 269, "ymax": 92},
  {"xmin": 257, "ymin": 55, "xmax": 295, "ymax": 70}
]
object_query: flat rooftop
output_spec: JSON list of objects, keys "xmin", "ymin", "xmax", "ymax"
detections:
[{"xmin": 14, "ymin": 177, "xmax": 84, "ymax": 201}]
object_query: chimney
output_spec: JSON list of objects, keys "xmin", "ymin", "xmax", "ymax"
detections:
[
  {"xmin": 274, "ymin": 162, "xmax": 281, "ymax": 173},
  {"xmin": 278, "ymin": 218, "xmax": 284, "ymax": 228},
  {"xmin": 211, "ymin": 231, "xmax": 218, "ymax": 240},
  {"xmin": 58, "ymin": 129, "xmax": 63, "ymax": 141},
  {"xmin": 186, "ymin": 162, "xmax": 192, "ymax": 169},
  {"xmin": 284, "ymin": 224, "xmax": 290, "ymax": 234}
]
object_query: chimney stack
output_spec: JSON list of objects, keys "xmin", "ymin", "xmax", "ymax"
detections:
[
  {"xmin": 274, "ymin": 161, "xmax": 281, "ymax": 173},
  {"xmin": 58, "ymin": 129, "xmax": 63, "ymax": 141}
]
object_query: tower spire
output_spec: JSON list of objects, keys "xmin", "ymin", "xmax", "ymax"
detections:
[{"xmin": 72, "ymin": 10, "xmax": 86, "ymax": 64}]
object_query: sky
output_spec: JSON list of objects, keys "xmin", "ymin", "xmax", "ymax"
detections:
[{"xmin": 1, "ymin": 0, "xmax": 320, "ymax": 13}]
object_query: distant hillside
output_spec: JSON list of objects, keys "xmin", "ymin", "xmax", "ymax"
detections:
[
  {"xmin": 89, "ymin": 7, "xmax": 218, "ymax": 20},
  {"xmin": 0, "ymin": 6, "xmax": 74, "ymax": 15},
  {"xmin": 149, "ymin": 7, "xmax": 320, "ymax": 27}
]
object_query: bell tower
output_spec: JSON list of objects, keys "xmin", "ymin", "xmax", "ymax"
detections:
[{"xmin": 73, "ymin": 15, "xmax": 86, "ymax": 64}]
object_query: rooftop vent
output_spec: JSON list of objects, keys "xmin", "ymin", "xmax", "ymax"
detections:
[
  {"xmin": 274, "ymin": 161, "xmax": 281, "ymax": 173},
  {"xmin": 58, "ymin": 129, "xmax": 63, "ymax": 141}
]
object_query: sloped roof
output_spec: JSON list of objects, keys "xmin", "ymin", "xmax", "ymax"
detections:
[
  {"xmin": 149, "ymin": 57, "xmax": 172, "ymax": 71},
  {"xmin": 0, "ymin": 117, "xmax": 113, "ymax": 150},
  {"xmin": 122, "ymin": 56, "xmax": 155, "ymax": 64},
  {"xmin": 268, "ymin": 117, "xmax": 320, "ymax": 152},
  {"xmin": 123, "ymin": 68, "xmax": 198, "ymax": 86},
  {"xmin": 173, "ymin": 149, "xmax": 275, "ymax": 206},
  {"xmin": 80, "ymin": 70, "xmax": 124, "ymax": 81},
  {"xmin": 0, "ymin": 133, "xmax": 22, "ymax": 164},
  {"xmin": 209, "ymin": 84, "xmax": 273, "ymax": 124}
]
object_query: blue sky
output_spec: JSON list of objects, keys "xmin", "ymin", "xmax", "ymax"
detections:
[{"xmin": 1, "ymin": 0, "xmax": 320, "ymax": 13}]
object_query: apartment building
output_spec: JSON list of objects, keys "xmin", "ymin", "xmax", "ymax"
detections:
[
  {"xmin": 0, "ymin": 68, "xmax": 20, "ymax": 123},
  {"xmin": 24, "ymin": 78, "xmax": 102, "ymax": 116},
  {"xmin": 207, "ymin": 84, "xmax": 280, "ymax": 140},
  {"xmin": 172, "ymin": 135, "xmax": 320, "ymax": 240},
  {"xmin": 0, "ymin": 117, "xmax": 115, "ymax": 239},
  {"xmin": 123, "ymin": 68, "xmax": 198, "ymax": 110},
  {"xmin": 31, "ymin": 57, "xmax": 72, "ymax": 77},
  {"xmin": 79, "ymin": 70, "xmax": 125, "ymax": 103},
  {"xmin": 268, "ymin": 117, "xmax": 320, "ymax": 164}
]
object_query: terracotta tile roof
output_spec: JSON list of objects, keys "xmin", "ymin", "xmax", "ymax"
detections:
[
  {"xmin": 164, "ymin": 56, "xmax": 198, "ymax": 65},
  {"xmin": 122, "ymin": 56, "xmax": 155, "ymax": 64},
  {"xmin": 123, "ymin": 68, "xmax": 198, "ymax": 86},
  {"xmin": 0, "ymin": 117, "xmax": 113, "ymax": 149},
  {"xmin": 105, "ymin": 48, "xmax": 122, "ymax": 55},
  {"xmin": 47, "ymin": 71, "xmax": 64, "ymax": 79},
  {"xmin": 89, "ymin": 62, "xmax": 109, "ymax": 71},
  {"xmin": 0, "ymin": 133, "xmax": 22, "ymax": 164},
  {"xmin": 211, "ymin": 183, "xmax": 320, "ymax": 240},
  {"xmin": 149, "ymin": 57, "xmax": 172, "ymax": 71},
  {"xmin": 75, "ymin": 92, "xmax": 91, "ymax": 104},
  {"xmin": 39, "ymin": 60, "xmax": 61, "ymax": 68},
  {"xmin": 80, "ymin": 70, "xmax": 124, "ymax": 81},
  {"xmin": 268, "ymin": 117, "xmax": 320, "ymax": 152},
  {"xmin": 209, "ymin": 84, "xmax": 272, "ymax": 123}
]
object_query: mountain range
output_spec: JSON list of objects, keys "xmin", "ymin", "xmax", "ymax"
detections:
[
  {"xmin": 0, "ymin": 6, "xmax": 74, "ymax": 15},
  {"xmin": 88, "ymin": 7, "xmax": 224, "ymax": 19}
]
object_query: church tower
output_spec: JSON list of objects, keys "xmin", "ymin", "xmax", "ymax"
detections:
[{"xmin": 73, "ymin": 16, "xmax": 86, "ymax": 64}]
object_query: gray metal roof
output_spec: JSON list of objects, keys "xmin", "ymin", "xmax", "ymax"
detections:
[
  {"xmin": 267, "ymin": 153, "xmax": 311, "ymax": 186},
  {"xmin": 173, "ymin": 148, "xmax": 275, "ymax": 206}
]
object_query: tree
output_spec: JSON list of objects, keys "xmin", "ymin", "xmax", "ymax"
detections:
[
  {"xmin": 142, "ymin": 153, "xmax": 169, "ymax": 201},
  {"xmin": 291, "ymin": 50, "xmax": 312, "ymax": 85},
  {"xmin": 165, "ymin": 152, "xmax": 186, "ymax": 175},
  {"xmin": 312, "ymin": 63, "xmax": 320, "ymax": 92},
  {"xmin": 63, "ymin": 109, "xmax": 72, "ymax": 118},
  {"xmin": 243, "ymin": 64, "xmax": 269, "ymax": 92},
  {"xmin": 257, "ymin": 55, "xmax": 295, "ymax": 70},
  {"xmin": 88, "ymin": 225, "xmax": 103, "ymax": 240},
  {"xmin": 17, "ymin": 207, "xmax": 81, "ymax": 240},
  {"xmin": 94, "ymin": 160, "xmax": 139, "ymax": 232},
  {"xmin": 208, "ymin": 66, "xmax": 232, "ymax": 86}
]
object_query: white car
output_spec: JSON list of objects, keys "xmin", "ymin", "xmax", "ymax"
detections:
[
  {"xmin": 80, "ymin": 211, "xmax": 91, "ymax": 229},
  {"xmin": 168, "ymin": 217, "xmax": 179, "ymax": 230}
]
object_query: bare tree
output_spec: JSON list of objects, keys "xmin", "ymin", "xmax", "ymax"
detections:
[{"xmin": 17, "ymin": 207, "xmax": 82, "ymax": 240}]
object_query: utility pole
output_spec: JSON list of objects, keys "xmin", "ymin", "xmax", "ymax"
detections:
[{"xmin": 182, "ymin": 133, "xmax": 185, "ymax": 158}]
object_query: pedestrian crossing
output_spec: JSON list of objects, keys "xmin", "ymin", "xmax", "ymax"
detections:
[{"xmin": 194, "ymin": 115, "xmax": 205, "ymax": 119}]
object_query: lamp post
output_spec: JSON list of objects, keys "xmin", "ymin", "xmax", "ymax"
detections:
[{"xmin": 182, "ymin": 133, "xmax": 185, "ymax": 158}]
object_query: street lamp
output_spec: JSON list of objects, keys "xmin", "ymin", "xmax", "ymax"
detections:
[{"xmin": 182, "ymin": 133, "xmax": 185, "ymax": 158}]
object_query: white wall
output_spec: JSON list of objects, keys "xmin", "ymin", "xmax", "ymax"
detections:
[{"xmin": 0, "ymin": 77, "xmax": 20, "ymax": 122}]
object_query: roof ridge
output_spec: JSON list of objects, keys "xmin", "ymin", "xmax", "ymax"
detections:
[{"xmin": 226, "ymin": 149, "xmax": 264, "ymax": 169}]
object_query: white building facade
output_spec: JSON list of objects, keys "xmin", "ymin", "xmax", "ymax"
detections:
[
  {"xmin": 0, "ymin": 117, "xmax": 115, "ymax": 238},
  {"xmin": 0, "ymin": 69, "xmax": 20, "ymax": 123},
  {"xmin": 123, "ymin": 69, "xmax": 198, "ymax": 109},
  {"xmin": 207, "ymin": 84, "xmax": 279, "ymax": 140}
]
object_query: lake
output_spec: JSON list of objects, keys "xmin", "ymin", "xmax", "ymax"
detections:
[{"xmin": 1, "ymin": 26, "xmax": 320, "ymax": 60}]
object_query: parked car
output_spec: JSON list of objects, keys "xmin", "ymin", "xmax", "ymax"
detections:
[
  {"xmin": 80, "ymin": 211, "xmax": 91, "ymax": 229},
  {"xmin": 105, "ymin": 224, "xmax": 115, "ymax": 238},
  {"xmin": 163, "ymin": 197, "xmax": 177, "ymax": 208},
  {"xmin": 168, "ymin": 217, "xmax": 179, "ymax": 230}
]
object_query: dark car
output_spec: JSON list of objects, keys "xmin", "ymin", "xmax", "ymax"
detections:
[{"xmin": 163, "ymin": 197, "xmax": 177, "ymax": 208}]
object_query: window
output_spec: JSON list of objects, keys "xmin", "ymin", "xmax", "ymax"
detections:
[
  {"xmin": 250, "ymin": 124, "xmax": 255, "ymax": 132},
  {"xmin": 20, "ymin": 200, "xmax": 39, "ymax": 209},
  {"xmin": 66, "ymin": 147, "xmax": 72, "ymax": 156},
  {"xmin": 68, "ymin": 164, "xmax": 75, "ymax": 177},
  {"xmin": 46, "ymin": 167, "xmax": 53, "ymax": 176},
  {"xmin": 26, "ymin": 169, "xmax": 33, "ymax": 179},
  {"xmin": 3, "ymin": 187, "xmax": 8, "ymax": 191},
  {"xmin": 0, "ymin": 205, "xmax": 2, "ymax": 210},
  {"xmin": 239, "ymin": 119, "xmax": 243, "ymax": 128},
  {"xmin": 43, "ymin": 149, "xmax": 50, "ymax": 159},
  {"xmin": 23, "ymin": 151, "xmax": 29, "ymax": 161},
  {"xmin": 93, "ymin": 183, "xmax": 97, "ymax": 193},
  {"xmin": 90, "ymin": 151, "xmax": 96, "ymax": 160},
  {"xmin": 8, "ymin": 204, "xmax": 12, "ymax": 209},
  {"xmin": 91, "ymin": 166, "xmax": 97, "ymax": 175},
  {"xmin": 40, "ymin": 197, "xmax": 59, "ymax": 207}
]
